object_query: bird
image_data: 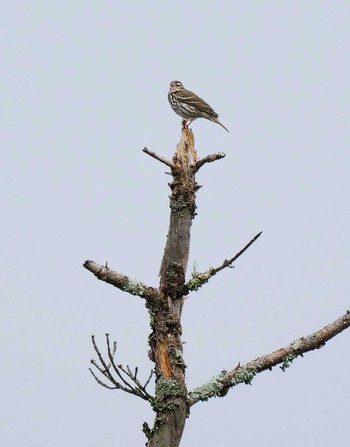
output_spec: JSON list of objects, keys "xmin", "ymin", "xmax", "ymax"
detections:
[{"xmin": 168, "ymin": 80, "xmax": 228, "ymax": 132}]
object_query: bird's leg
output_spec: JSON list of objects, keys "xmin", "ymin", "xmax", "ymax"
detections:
[{"xmin": 181, "ymin": 119, "xmax": 189, "ymax": 130}]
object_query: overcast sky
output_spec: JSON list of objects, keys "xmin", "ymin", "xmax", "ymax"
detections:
[{"xmin": 1, "ymin": 1, "xmax": 349, "ymax": 446}]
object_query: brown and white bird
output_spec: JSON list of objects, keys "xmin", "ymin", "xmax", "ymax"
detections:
[{"xmin": 168, "ymin": 80, "xmax": 228, "ymax": 132}]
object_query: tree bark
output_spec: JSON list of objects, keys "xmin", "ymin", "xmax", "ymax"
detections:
[{"xmin": 146, "ymin": 127, "xmax": 196, "ymax": 447}]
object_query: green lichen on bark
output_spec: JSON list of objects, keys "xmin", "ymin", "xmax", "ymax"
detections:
[
  {"xmin": 291, "ymin": 338, "xmax": 302, "ymax": 350},
  {"xmin": 280, "ymin": 354, "xmax": 297, "ymax": 371},
  {"xmin": 230, "ymin": 367, "xmax": 258, "ymax": 385},
  {"xmin": 124, "ymin": 278, "xmax": 145, "ymax": 296},
  {"xmin": 186, "ymin": 269, "xmax": 213, "ymax": 291},
  {"xmin": 188, "ymin": 371, "xmax": 227, "ymax": 402},
  {"xmin": 152, "ymin": 377, "xmax": 182, "ymax": 412},
  {"xmin": 280, "ymin": 338, "xmax": 302, "ymax": 371}
]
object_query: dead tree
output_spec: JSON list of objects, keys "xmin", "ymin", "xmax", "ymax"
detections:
[{"xmin": 84, "ymin": 123, "xmax": 350, "ymax": 447}]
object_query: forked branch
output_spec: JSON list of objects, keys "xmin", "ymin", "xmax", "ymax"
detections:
[
  {"xmin": 188, "ymin": 310, "xmax": 350, "ymax": 406},
  {"xmin": 89, "ymin": 334, "xmax": 154, "ymax": 402}
]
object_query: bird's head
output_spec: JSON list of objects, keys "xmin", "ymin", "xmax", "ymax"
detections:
[{"xmin": 169, "ymin": 80, "xmax": 184, "ymax": 93}]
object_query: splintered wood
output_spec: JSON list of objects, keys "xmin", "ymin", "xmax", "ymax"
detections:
[{"xmin": 175, "ymin": 126, "xmax": 197, "ymax": 166}]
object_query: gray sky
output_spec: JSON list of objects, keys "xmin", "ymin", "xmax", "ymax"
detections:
[{"xmin": 1, "ymin": 1, "xmax": 349, "ymax": 446}]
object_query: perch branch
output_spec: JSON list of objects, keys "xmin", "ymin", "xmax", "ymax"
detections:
[
  {"xmin": 195, "ymin": 152, "xmax": 226, "ymax": 171},
  {"xmin": 185, "ymin": 231, "xmax": 262, "ymax": 292},
  {"xmin": 89, "ymin": 335, "xmax": 154, "ymax": 402},
  {"xmin": 188, "ymin": 310, "xmax": 350, "ymax": 406},
  {"xmin": 83, "ymin": 260, "xmax": 159, "ymax": 301},
  {"xmin": 143, "ymin": 147, "xmax": 175, "ymax": 169}
]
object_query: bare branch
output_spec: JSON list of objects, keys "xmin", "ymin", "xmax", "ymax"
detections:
[
  {"xmin": 186, "ymin": 231, "xmax": 262, "ymax": 292},
  {"xmin": 90, "ymin": 335, "xmax": 154, "ymax": 402},
  {"xmin": 195, "ymin": 152, "xmax": 226, "ymax": 171},
  {"xmin": 210, "ymin": 231, "xmax": 262, "ymax": 276},
  {"xmin": 143, "ymin": 147, "xmax": 175, "ymax": 169},
  {"xmin": 91, "ymin": 335, "xmax": 116, "ymax": 384},
  {"xmin": 90, "ymin": 359, "xmax": 109, "ymax": 377},
  {"xmin": 188, "ymin": 310, "xmax": 350, "ymax": 406},
  {"xmin": 105, "ymin": 335, "xmax": 135, "ymax": 390},
  {"xmin": 144, "ymin": 368, "xmax": 154, "ymax": 389},
  {"xmin": 83, "ymin": 260, "xmax": 159, "ymax": 301},
  {"xmin": 89, "ymin": 368, "xmax": 119, "ymax": 389},
  {"xmin": 142, "ymin": 422, "xmax": 152, "ymax": 441},
  {"xmin": 118, "ymin": 363, "xmax": 154, "ymax": 401}
]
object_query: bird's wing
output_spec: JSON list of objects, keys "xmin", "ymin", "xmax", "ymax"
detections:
[{"xmin": 178, "ymin": 89, "xmax": 219, "ymax": 118}]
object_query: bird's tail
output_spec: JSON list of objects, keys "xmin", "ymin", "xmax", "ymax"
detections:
[{"xmin": 213, "ymin": 117, "xmax": 229, "ymax": 132}]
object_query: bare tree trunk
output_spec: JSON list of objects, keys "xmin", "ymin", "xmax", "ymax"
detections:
[{"xmin": 146, "ymin": 127, "xmax": 196, "ymax": 447}]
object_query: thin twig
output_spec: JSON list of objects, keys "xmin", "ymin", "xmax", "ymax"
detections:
[
  {"xmin": 186, "ymin": 231, "xmax": 262, "ymax": 292},
  {"xmin": 90, "ymin": 359, "xmax": 108, "ymax": 377},
  {"xmin": 91, "ymin": 335, "xmax": 116, "ymax": 384},
  {"xmin": 210, "ymin": 231, "xmax": 262, "ymax": 276},
  {"xmin": 143, "ymin": 147, "xmax": 175, "ymax": 169},
  {"xmin": 144, "ymin": 369, "xmax": 154, "ymax": 389},
  {"xmin": 89, "ymin": 334, "xmax": 154, "ymax": 401},
  {"xmin": 106, "ymin": 335, "xmax": 134, "ymax": 390},
  {"xmin": 118, "ymin": 364, "xmax": 154, "ymax": 400},
  {"xmin": 89, "ymin": 368, "xmax": 118, "ymax": 389}
]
